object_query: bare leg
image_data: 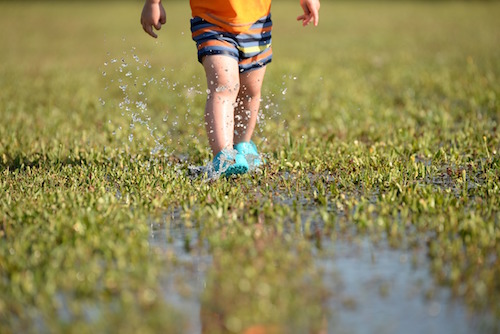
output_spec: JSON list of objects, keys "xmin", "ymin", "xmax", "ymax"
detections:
[
  {"xmin": 234, "ymin": 66, "xmax": 267, "ymax": 144},
  {"xmin": 202, "ymin": 56, "xmax": 240, "ymax": 155}
]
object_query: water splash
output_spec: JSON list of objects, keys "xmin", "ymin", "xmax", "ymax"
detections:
[
  {"xmin": 99, "ymin": 40, "xmax": 298, "ymax": 170},
  {"xmin": 100, "ymin": 45, "xmax": 199, "ymax": 162}
]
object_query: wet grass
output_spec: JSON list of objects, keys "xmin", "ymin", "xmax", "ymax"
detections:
[{"xmin": 1, "ymin": 1, "xmax": 499, "ymax": 333}]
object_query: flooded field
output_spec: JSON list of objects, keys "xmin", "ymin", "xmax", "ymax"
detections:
[
  {"xmin": 149, "ymin": 202, "xmax": 492, "ymax": 333},
  {"xmin": 1, "ymin": 1, "xmax": 499, "ymax": 333}
]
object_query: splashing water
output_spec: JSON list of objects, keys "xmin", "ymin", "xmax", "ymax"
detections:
[
  {"xmin": 101, "ymin": 44, "xmax": 198, "ymax": 162},
  {"xmin": 99, "ymin": 40, "xmax": 298, "ymax": 171}
]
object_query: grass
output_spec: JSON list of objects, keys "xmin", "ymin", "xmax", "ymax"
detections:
[{"xmin": 0, "ymin": 0, "xmax": 499, "ymax": 333}]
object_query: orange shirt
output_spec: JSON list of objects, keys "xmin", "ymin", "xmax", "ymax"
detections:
[{"xmin": 190, "ymin": 0, "xmax": 272, "ymax": 34}]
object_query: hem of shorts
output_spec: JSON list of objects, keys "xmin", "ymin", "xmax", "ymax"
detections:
[
  {"xmin": 239, "ymin": 59, "xmax": 272, "ymax": 73},
  {"xmin": 197, "ymin": 53, "xmax": 271, "ymax": 73},
  {"xmin": 198, "ymin": 50, "xmax": 239, "ymax": 64}
]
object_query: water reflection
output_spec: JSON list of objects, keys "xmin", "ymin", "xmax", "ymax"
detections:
[
  {"xmin": 149, "ymin": 213, "xmax": 477, "ymax": 334},
  {"xmin": 318, "ymin": 237, "xmax": 473, "ymax": 334}
]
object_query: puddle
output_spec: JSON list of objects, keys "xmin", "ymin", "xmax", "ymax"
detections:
[
  {"xmin": 148, "ymin": 212, "xmax": 489, "ymax": 334},
  {"xmin": 318, "ymin": 238, "xmax": 476, "ymax": 334},
  {"xmin": 149, "ymin": 215, "xmax": 210, "ymax": 333}
]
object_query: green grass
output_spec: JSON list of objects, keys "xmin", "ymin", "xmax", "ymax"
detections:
[{"xmin": 1, "ymin": 1, "xmax": 499, "ymax": 333}]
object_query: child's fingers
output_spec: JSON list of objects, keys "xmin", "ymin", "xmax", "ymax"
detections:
[
  {"xmin": 140, "ymin": 3, "xmax": 165, "ymax": 38},
  {"xmin": 300, "ymin": 3, "xmax": 311, "ymax": 22},
  {"xmin": 298, "ymin": 0, "xmax": 320, "ymax": 27},
  {"xmin": 142, "ymin": 21, "xmax": 158, "ymax": 38},
  {"xmin": 160, "ymin": 11, "xmax": 167, "ymax": 25},
  {"xmin": 310, "ymin": 5, "xmax": 319, "ymax": 26},
  {"xmin": 296, "ymin": 14, "xmax": 312, "ymax": 26}
]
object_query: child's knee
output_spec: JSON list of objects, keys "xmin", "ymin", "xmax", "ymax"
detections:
[
  {"xmin": 208, "ymin": 82, "xmax": 240, "ymax": 101},
  {"xmin": 205, "ymin": 72, "xmax": 240, "ymax": 98},
  {"xmin": 239, "ymin": 85, "xmax": 262, "ymax": 100}
]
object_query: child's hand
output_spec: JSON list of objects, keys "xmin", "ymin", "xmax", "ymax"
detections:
[
  {"xmin": 297, "ymin": 0, "xmax": 320, "ymax": 27},
  {"xmin": 141, "ymin": 0, "xmax": 166, "ymax": 38}
]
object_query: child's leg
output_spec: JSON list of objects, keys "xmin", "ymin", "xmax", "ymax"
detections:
[
  {"xmin": 202, "ymin": 55, "xmax": 240, "ymax": 155},
  {"xmin": 233, "ymin": 66, "xmax": 267, "ymax": 144}
]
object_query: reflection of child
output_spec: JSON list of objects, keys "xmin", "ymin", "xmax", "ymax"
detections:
[{"xmin": 141, "ymin": 0, "xmax": 320, "ymax": 176}]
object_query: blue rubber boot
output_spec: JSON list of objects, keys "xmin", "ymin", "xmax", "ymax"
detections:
[
  {"xmin": 212, "ymin": 149, "xmax": 249, "ymax": 177},
  {"xmin": 234, "ymin": 141, "xmax": 263, "ymax": 169}
]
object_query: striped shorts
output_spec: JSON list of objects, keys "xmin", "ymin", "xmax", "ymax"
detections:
[{"xmin": 190, "ymin": 15, "xmax": 273, "ymax": 73}]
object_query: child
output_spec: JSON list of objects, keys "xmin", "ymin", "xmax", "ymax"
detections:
[{"xmin": 141, "ymin": 0, "xmax": 320, "ymax": 176}]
